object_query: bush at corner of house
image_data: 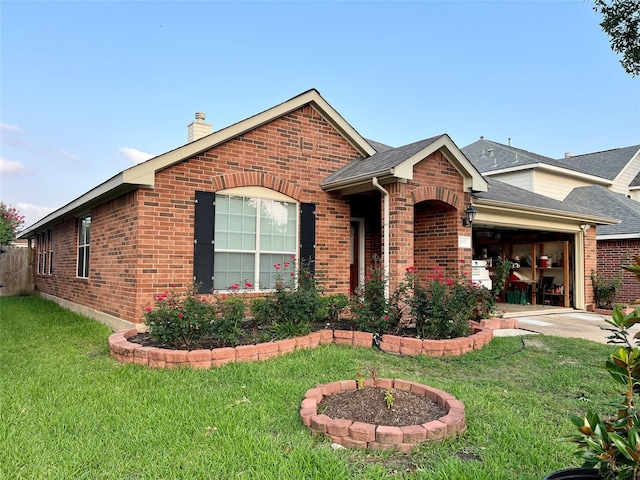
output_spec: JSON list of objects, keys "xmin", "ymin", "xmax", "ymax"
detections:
[{"xmin": 144, "ymin": 286, "xmax": 216, "ymax": 349}]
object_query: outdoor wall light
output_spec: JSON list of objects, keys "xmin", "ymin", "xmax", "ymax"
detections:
[{"xmin": 461, "ymin": 204, "xmax": 477, "ymax": 227}]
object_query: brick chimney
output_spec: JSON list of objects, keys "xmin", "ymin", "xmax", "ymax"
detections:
[{"xmin": 187, "ymin": 112, "xmax": 212, "ymax": 142}]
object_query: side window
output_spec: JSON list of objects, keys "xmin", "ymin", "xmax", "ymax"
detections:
[
  {"xmin": 48, "ymin": 229, "xmax": 53, "ymax": 275},
  {"xmin": 77, "ymin": 216, "xmax": 91, "ymax": 278}
]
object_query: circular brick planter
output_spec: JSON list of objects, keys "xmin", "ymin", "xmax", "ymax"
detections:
[
  {"xmin": 300, "ymin": 378, "xmax": 466, "ymax": 452},
  {"xmin": 108, "ymin": 317, "xmax": 515, "ymax": 368}
]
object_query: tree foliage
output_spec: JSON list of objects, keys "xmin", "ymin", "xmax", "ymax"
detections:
[
  {"xmin": 593, "ymin": 0, "xmax": 640, "ymax": 76},
  {"xmin": 0, "ymin": 202, "xmax": 25, "ymax": 246}
]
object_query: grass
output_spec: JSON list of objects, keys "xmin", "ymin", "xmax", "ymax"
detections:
[{"xmin": 0, "ymin": 296, "xmax": 618, "ymax": 479}]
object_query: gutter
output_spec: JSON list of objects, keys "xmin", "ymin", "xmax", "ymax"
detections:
[{"xmin": 372, "ymin": 177, "xmax": 390, "ymax": 299}]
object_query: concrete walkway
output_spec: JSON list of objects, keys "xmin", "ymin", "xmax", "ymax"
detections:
[{"xmin": 495, "ymin": 306, "xmax": 639, "ymax": 345}]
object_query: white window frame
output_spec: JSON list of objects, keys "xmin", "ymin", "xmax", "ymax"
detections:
[
  {"xmin": 77, "ymin": 216, "xmax": 91, "ymax": 279},
  {"xmin": 214, "ymin": 188, "xmax": 299, "ymax": 292}
]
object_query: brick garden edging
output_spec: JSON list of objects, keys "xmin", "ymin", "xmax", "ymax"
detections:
[
  {"xmin": 108, "ymin": 317, "xmax": 518, "ymax": 368},
  {"xmin": 300, "ymin": 378, "xmax": 466, "ymax": 452}
]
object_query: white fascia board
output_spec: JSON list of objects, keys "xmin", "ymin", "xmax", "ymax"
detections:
[
  {"xmin": 18, "ymin": 173, "xmax": 128, "ymax": 237},
  {"xmin": 479, "ymin": 164, "xmax": 537, "ymax": 176},
  {"xmin": 482, "ymin": 163, "xmax": 612, "ymax": 186},
  {"xmin": 597, "ymin": 233, "xmax": 640, "ymax": 240},
  {"xmin": 476, "ymin": 199, "xmax": 619, "ymax": 227},
  {"xmin": 536, "ymin": 164, "xmax": 611, "ymax": 185},
  {"xmin": 393, "ymin": 135, "xmax": 488, "ymax": 192}
]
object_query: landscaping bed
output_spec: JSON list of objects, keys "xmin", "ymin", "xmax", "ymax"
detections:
[
  {"xmin": 300, "ymin": 378, "xmax": 465, "ymax": 452},
  {"xmin": 109, "ymin": 318, "xmax": 517, "ymax": 368}
]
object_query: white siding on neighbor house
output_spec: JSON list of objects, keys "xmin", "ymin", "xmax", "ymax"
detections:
[
  {"xmin": 533, "ymin": 170, "xmax": 594, "ymax": 200},
  {"xmin": 612, "ymin": 151, "xmax": 640, "ymax": 196},
  {"xmin": 488, "ymin": 170, "xmax": 534, "ymax": 192}
]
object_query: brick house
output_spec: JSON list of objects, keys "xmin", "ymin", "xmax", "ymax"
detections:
[
  {"xmin": 463, "ymin": 139, "xmax": 640, "ymax": 306},
  {"xmin": 19, "ymin": 90, "xmax": 613, "ymax": 329}
]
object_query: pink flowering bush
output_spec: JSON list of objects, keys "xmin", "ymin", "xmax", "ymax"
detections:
[
  {"xmin": 250, "ymin": 259, "xmax": 331, "ymax": 339},
  {"xmin": 213, "ymin": 281, "xmax": 252, "ymax": 346},
  {"xmin": 144, "ymin": 284, "xmax": 216, "ymax": 349},
  {"xmin": 398, "ymin": 265, "xmax": 478, "ymax": 339},
  {"xmin": 350, "ymin": 256, "xmax": 397, "ymax": 333},
  {"xmin": 0, "ymin": 202, "xmax": 25, "ymax": 246}
]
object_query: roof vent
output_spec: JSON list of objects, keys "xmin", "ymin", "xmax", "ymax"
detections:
[{"xmin": 565, "ymin": 152, "xmax": 573, "ymax": 158}]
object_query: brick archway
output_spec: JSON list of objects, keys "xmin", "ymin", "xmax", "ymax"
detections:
[
  {"xmin": 411, "ymin": 186, "xmax": 461, "ymax": 209},
  {"xmin": 211, "ymin": 172, "xmax": 303, "ymax": 201}
]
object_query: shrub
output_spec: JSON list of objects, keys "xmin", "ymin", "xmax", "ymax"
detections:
[
  {"xmin": 213, "ymin": 294, "xmax": 246, "ymax": 347},
  {"xmin": 324, "ymin": 293, "xmax": 350, "ymax": 322},
  {"xmin": 399, "ymin": 265, "xmax": 475, "ymax": 339},
  {"xmin": 591, "ymin": 269, "xmax": 623, "ymax": 309},
  {"xmin": 350, "ymin": 256, "xmax": 396, "ymax": 333},
  {"xmin": 250, "ymin": 259, "xmax": 325, "ymax": 336},
  {"xmin": 144, "ymin": 285, "xmax": 216, "ymax": 349}
]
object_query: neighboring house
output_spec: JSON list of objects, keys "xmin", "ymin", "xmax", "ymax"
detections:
[
  {"xmin": 565, "ymin": 186, "xmax": 640, "ymax": 304},
  {"xmin": 19, "ymin": 89, "xmax": 613, "ymax": 329},
  {"xmin": 463, "ymin": 138, "xmax": 640, "ymax": 306}
]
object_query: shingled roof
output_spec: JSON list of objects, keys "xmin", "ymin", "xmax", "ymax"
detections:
[
  {"xmin": 322, "ymin": 135, "xmax": 444, "ymax": 185},
  {"xmin": 463, "ymin": 139, "xmax": 640, "ymax": 184},
  {"xmin": 462, "ymin": 138, "xmax": 565, "ymax": 173},
  {"xmin": 558, "ymin": 145, "xmax": 640, "ymax": 181},
  {"xmin": 564, "ymin": 185, "xmax": 640, "ymax": 238}
]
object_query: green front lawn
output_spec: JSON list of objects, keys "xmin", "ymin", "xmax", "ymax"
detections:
[{"xmin": 1, "ymin": 296, "xmax": 615, "ymax": 479}]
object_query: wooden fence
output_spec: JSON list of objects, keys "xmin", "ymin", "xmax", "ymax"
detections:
[{"xmin": 0, "ymin": 247, "xmax": 34, "ymax": 296}]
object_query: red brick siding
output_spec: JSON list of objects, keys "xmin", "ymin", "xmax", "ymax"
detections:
[
  {"xmin": 597, "ymin": 239, "xmax": 640, "ymax": 305},
  {"xmin": 36, "ymin": 106, "xmax": 361, "ymax": 323},
  {"xmin": 35, "ymin": 191, "xmax": 141, "ymax": 321},
  {"xmin": 583, "ymin": 228, "xmax": 598, "ymax": 307},
  {"xmin": 406, "ymin": 151, "xmax": 471, "ymax": 286}
]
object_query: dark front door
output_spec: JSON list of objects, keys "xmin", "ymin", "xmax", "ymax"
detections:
[{"xmin": 350, "ymin": 221, "xmax": 360, "ymax": 293}]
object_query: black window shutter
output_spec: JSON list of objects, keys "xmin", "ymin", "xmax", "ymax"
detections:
[
  {"xmin": 299, "ymin": 203, "xmax": 316, "ymax": 274},
  {"xmin": 194, "ymin": 191, "xmax": 215, "ymax": 293}
]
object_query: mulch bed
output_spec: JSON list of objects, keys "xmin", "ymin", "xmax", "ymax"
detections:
[
  {"xmin": 125, "ymin": 319, "xmax": 423, "ymax": 351},
  {"xmin": 318, "ymin": 386, "xmax": 447, "ymax": 427}
]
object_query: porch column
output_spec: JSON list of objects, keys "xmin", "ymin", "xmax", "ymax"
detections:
[{"xmin": 386, "ymin": 182, "xmax": 414, "ymax": 294}]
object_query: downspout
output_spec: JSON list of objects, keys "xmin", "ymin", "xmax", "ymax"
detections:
[{"xmin": 372, "ymin": 177, "xmax": 390, "ymax": 299}]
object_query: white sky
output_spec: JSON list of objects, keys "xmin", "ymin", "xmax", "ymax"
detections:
[{"xmin": 1, "ymin": 1, "xmax": 639, "ymax": 228}]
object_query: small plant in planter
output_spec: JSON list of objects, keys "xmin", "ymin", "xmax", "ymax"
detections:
[{"xmin": 557, "ymin": 306, "xmax": 640, "ymax": 479}]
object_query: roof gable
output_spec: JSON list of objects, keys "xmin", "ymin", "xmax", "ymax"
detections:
[
  {"xmin": 122, "ymin": 89, "xmax": 377, "ymax": 187},
  {"xmin": 322, "ymin": 134, "xmax": 488, "ymax": 194},
  {"xmin": 20, "ymin": 89, "xmax": 377, "ymax": 236}
]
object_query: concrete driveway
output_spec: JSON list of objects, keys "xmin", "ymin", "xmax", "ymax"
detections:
[{"xmin": 495, "ymin": 308, "xmax": 640, "ymax": 345}]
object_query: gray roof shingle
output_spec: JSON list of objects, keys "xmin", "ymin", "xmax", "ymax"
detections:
[
  {"xmin": 463, "ymin": 139, "xmax": 640, "ymax": 182},
  {"xmin": 322, "ymin": 135, "xmax": 444, "ymax": 186},
  {"xmin": 564, "ymin": 185, "xmax": 640, "ymax": 237},
  {"xmin": 557, "ymin": 145, "xmax": 640, "ymax": 181},
  {"xmin": 461, "ymin": 139, "xmax": 560, "ymax": 173},
  {"xmin": 476, "ymin": 178, "xmax": 616, "ymax": 220}
]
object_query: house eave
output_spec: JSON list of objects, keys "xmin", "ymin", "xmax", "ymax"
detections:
[
  {"xmin": 18, "ymin": 173, "xmax": 135, "ymax": 238},
  {"xmin": 597, "ymin": 233, "xmax": 640, "ymax": 240},
  {"xmin": 475, "ymin": 199, "xmax": 619, "ymax": 226}
]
